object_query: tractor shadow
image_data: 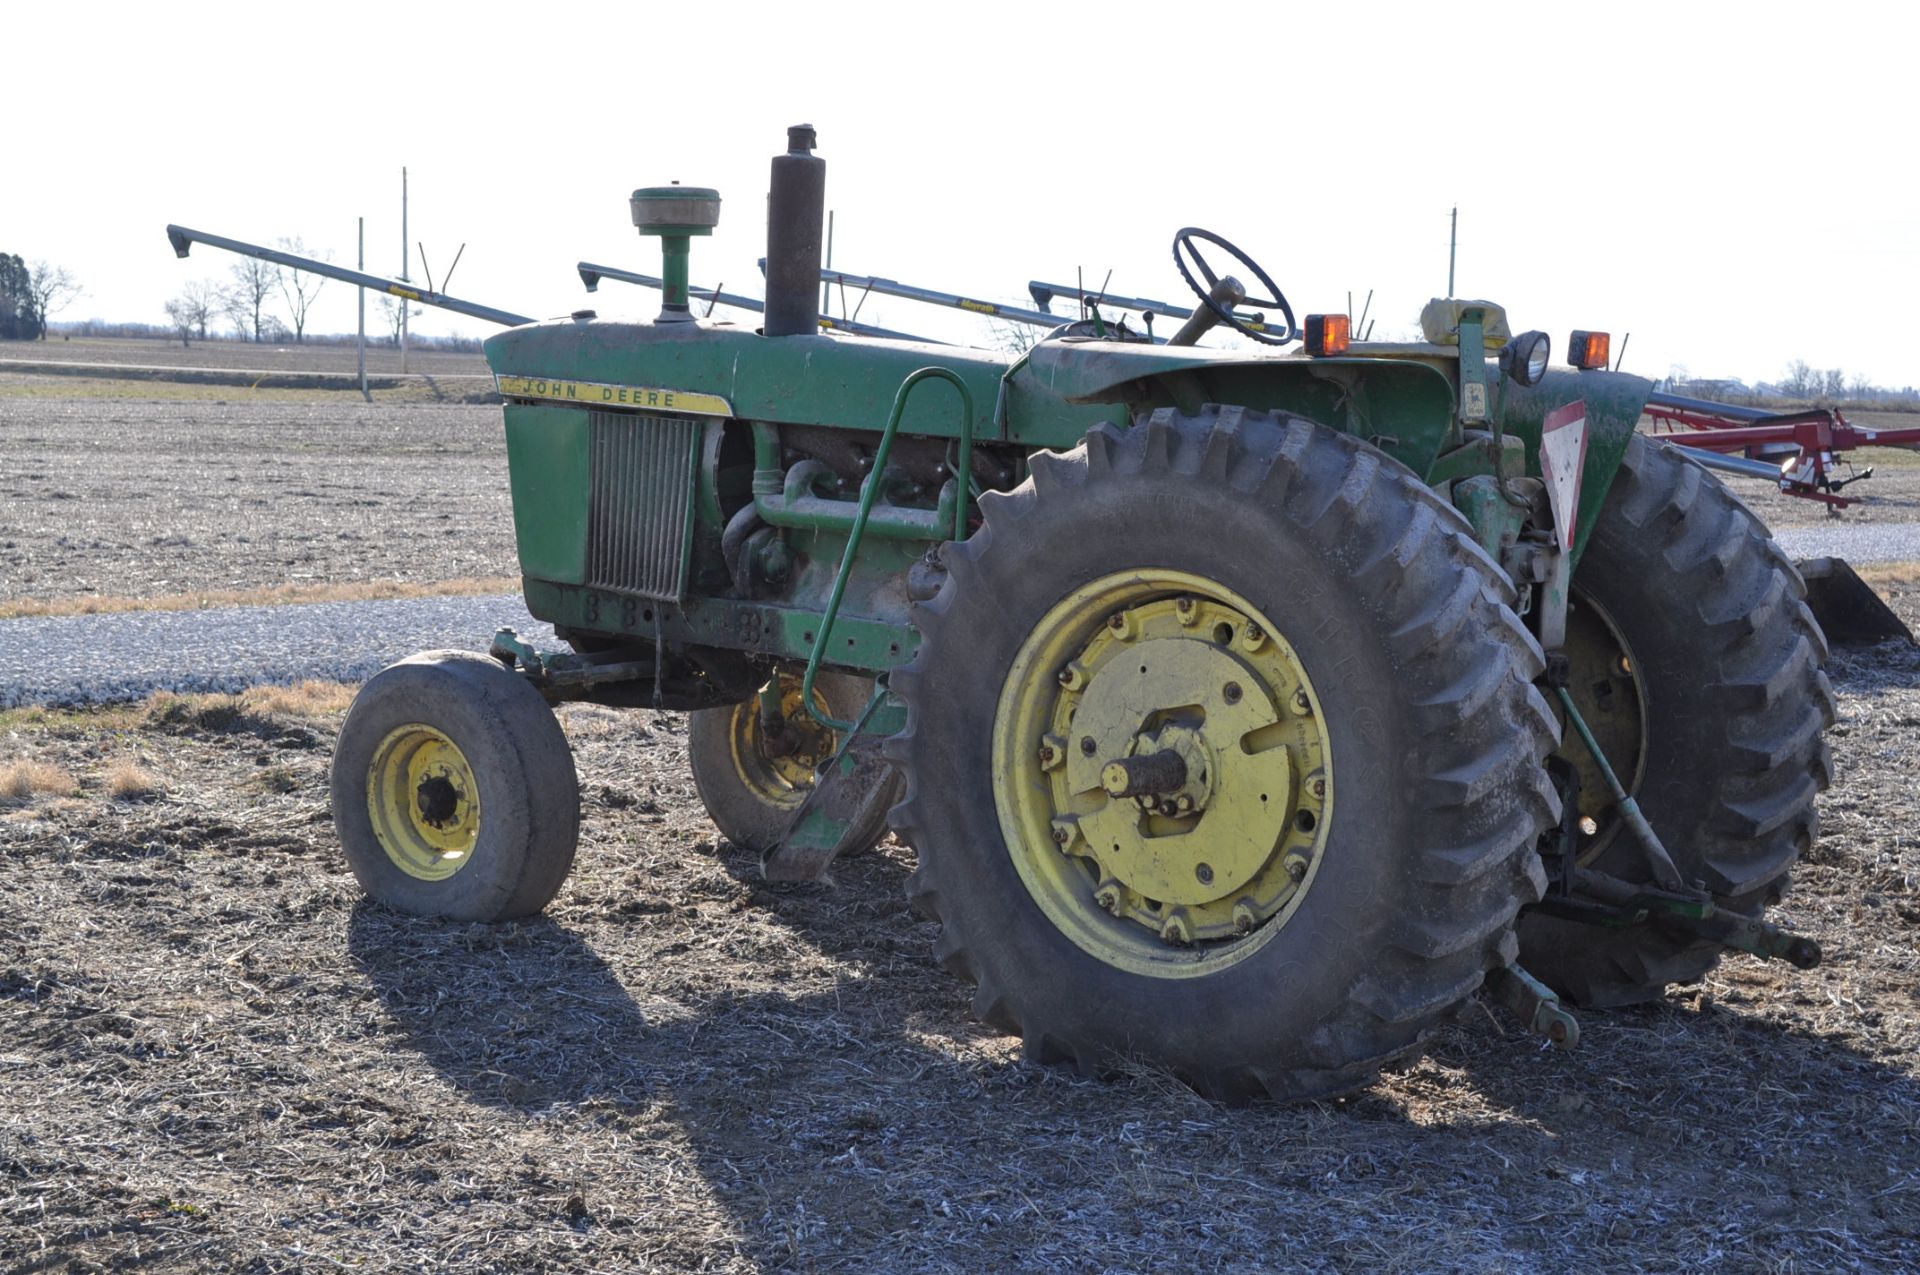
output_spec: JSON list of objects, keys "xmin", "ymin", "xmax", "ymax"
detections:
[{"xmin": 347, "ymin": 848, "xmax": 1920, "ymax": 1267}]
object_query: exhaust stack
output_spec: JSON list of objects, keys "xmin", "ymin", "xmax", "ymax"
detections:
[{"xmin": 764, "ymin": 124, "xmax": 825, "ymax": 337}]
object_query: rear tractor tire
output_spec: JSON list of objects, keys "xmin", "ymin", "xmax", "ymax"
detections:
[
  {"xmin": 331, "ymin": 650, "xmax": 581, "ymax": 921},
  {"xmin": 1518, "ymin": 433, "xmax": 1835, "ymax": 1007},
  {"xmin": 886, "ymin": 408, "xmax": 1561, "ymax": 1102},
  {"xmin": 688, "ymin": 670, "xmax": 899, "ymax": 855}
]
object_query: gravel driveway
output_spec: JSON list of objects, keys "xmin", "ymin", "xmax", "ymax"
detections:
[
  {"xmin": 1773, "ymin": 520, "xmax": 1920, "ymax": 563},
  {"xmin": 0, "ymin": 594, "xmax": 552, "ymax": 708}
]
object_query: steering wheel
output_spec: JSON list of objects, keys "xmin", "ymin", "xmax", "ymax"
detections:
[{"xmin": 1172, "ymin": 228, "xmax": 1296, "ymax": 346}]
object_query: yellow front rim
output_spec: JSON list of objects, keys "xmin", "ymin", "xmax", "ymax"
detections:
[
  {"xmin": 366, "ymin": 724, "xmax": 482, "ymax": 881},
  {"xmin": 993, "ymin": 570, "xmax": 1333, "ymax": 978},
  {"xmin": 727, "ymin": 674, "xmax": 838, "ymax": 810}
]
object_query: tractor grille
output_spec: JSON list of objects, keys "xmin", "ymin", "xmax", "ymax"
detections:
[{"xmin": 586, "ymin": 410, "xmax": 700, "ymax": 601}]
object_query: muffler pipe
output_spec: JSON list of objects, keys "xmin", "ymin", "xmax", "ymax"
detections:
[{"xmin": 764, "ymin": 123, "xmax": 825, "ymax": 337}]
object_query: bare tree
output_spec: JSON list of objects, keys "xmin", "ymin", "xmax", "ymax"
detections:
[
  {"xmin": 375, "ymin": 294, "xmax": 420, "ymax": 346},
  {"xmin": 221, "ymin": 257, "xmax": 277, "ymax": 342},
  {"xmin": 987, "ymin": 315, "xmax": 1040, "ymax": 355},
  {"xmin": 27, "ymin": 261, "xmax": 82, "ymax": 340},
  {"xmin": 1781, "ymin": 359, "xmax": 1817, "ymax": 399},
  {"xmin": 1821, "ymin": 368, "xmax": 1846, "ymax": 401},
  {"xmin": 163, "ymin": 280, "xmax": 217, "ymax": 347},
  {"xmin": 275, "ymin": 237, "xmax": 330, "ymax": 343}
]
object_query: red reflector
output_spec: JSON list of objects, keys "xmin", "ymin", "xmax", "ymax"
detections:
[
  {"xmin": 1305, "ymin": 314, "xmax": 1351, "ymax": 357},
  {"xmin": 1569, "ymin": 330, "xmax": 1611, "ymax": 370}
]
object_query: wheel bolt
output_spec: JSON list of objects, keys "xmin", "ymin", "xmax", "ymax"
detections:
[
  {"xmin": 1080, "ymin": 736, "xmax": 1097, "ymax": 756},
  {"xmin": 1095, "ymin": 883, "xmax": 1123, "ymax": 914},
  {"xmin": 1160, "ymin": 912, "xmax": 1193, "ymax": 945},
  {"xmin": 1223, "ymin": 682, "xmax": 1242, "ymax": 705},
  {"xmin": 1174, "ymin": 597, "xmax": 1198, "ymax": 626},
  {"xmin": 1242, "ymin": 623, "xmax": 1267, "ymax": 651},
  {"xmin": 1038, "ymin": 735, "xmax": 1066, "ymax": 771},
  {"xmin": 1287, "ymin": 858, "xmax": 1308, "ymax": 883},
  {"xmin": 1310, "ymin": 777, "xmax": 1326, "ymax": 799},
  {"xmin": 1057, "ymin": 664, "xmax": 1086, "ymax": 690},
  {"xmin": 1232, "ymin": 900, "xmax": 1258, "ymax": 933},
  {"xmin": 1176, "ymin": 795, "xmax": 1194, "ymax": 813},
  {"xmin": 1293, "ymin": 688, "xmax": 1312, "ymax": 715}
]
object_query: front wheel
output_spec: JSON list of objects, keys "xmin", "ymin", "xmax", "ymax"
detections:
[
  {"xmin": 886, "ymin": 408, "xmax": 1559, "ymax": 1102},
  {"xmin": 331, "ymin": 650, "xmax": 581, "ymax": 921},
  {"xmin": 688, "ymin": 671, "xmax": 899, "ymax": 855}
]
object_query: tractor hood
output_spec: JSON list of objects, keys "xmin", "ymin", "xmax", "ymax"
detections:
[{"xmin": 1019, "ymin": 338, "xmax": 1319, "ymax": 404}]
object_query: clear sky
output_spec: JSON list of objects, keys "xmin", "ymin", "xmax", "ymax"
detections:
[{"xmin": 6, "ymin": 1, "xmax": 1916, "ymax": 387}]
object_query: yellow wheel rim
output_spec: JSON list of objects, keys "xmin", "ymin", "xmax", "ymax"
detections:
[
  {"xmin": 726, "ymin": 673, "xmax": 838, "ymax": 810},
  {"xmin": 366, "ymin": 724, "xmax": 482, "ymax": 881},
  {"xmin": 993, "ymin": 570, "xmax": 1333, "ymax": 979}
]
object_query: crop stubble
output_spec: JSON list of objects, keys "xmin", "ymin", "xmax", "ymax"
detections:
[{"xmin": 0, "ymin": 372, "xmax": 1917, "ymax": 1270}]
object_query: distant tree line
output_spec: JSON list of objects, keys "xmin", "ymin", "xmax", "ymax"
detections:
[
  {"xmin": 0, "ymin": 253, "xmax": 83, "ymax": 340},
  {"xmin": 1664, "ymin": 360, "xmax": 1919, "ymax": 410},
  {"xmin": 52, "ymin": 315, "xmax": 482, "ymax": 354}
]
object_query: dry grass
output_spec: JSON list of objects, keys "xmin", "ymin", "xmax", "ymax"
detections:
[
  {"xmin": 1856, "ymin": 560, "xmax": 1920, "ymax": 589},
  {"xmin": 0, "ymin": 682, "xmax": 361, "ymax": 736},
  {"xmin": 235, "ymin": 679, "xmax": 360, "ymax": 718},
  {"xmin": 102, "ymin": 761, "xmax": 158, "ymax": 801},
  {"xmin": 0, "ymin": 577, "xmax": 519, "ymax": 621},
  {"xmin": 0, "ymin": 759, "xmax": 77, "ymax": 804}
]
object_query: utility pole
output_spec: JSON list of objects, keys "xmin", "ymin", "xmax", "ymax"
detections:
[
  {"xmin": 1447, "ymin": 206, "xmax": 1457, "ymax": 298},
  {"xmin": 357, "ymin": 217, "xmax": 369, "ymax": 402},
  {"xmin": 400, "ymin": 167, "xmax": 410, "ymax": 374}
]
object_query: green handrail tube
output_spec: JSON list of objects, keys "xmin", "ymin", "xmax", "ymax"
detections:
[{"xmin": 800, "ymin": 368, "xmax": 975, "ymax": 729}]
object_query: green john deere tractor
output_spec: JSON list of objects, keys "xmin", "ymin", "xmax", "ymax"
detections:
[{"xmin": 254, "ymin": 126, "xmax": 1836, "ymax": 1100}]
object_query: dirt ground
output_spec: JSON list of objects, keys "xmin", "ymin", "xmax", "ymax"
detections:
[
  {"xmin": 2, "ymin": 606, "xmax": 1917, "ymax": 1272},
  {"xmin": 3, "ymin": 370, "xmax": 1918, "ymax": 1271},
  {"xmin": 0, "ymin": 392, "xmax": 514, "ymax": 604},
  {"xmin": 4, "ymin": 372, "xmax": 1916, "ymax": 610}
]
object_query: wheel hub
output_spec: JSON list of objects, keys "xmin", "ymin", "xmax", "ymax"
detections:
[
  {"xmin": 366, "ymin": 725, "xmax": 482, "ymax": 881},
  {"xmin": 998, "ymin": 572, "xmax": 1333, "ymax": 974},
  {"xmin": 731, "ymin": 675, "xmax": 837, "ymax": 805}
]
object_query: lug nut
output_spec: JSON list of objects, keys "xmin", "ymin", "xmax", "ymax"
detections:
[
  {"xmin": 1287, "ymin": 857, "xmax": 1309, "ymax": 883},
  {"xmin": 1292, "ymin": 688, "xmax": 1312, "ymax": 715},
  {"xmin": 1051, "ymin": 824, "xmax": 1072, "ymax": 846},
  {"xmin": 1095, "ymin": 883, "xmax": 1123, "ymax": 914},
  {"xmin": 1310, "ymin": 777, "xmax": 1326, "ymax": 799},
  {"xmin": 1174, "ymin": 597, "xmax": 1198, "ymax": 626},
  {"xmin": 1176, "ymin": 795, "xmax": 1194, "ymax": 813},
  {"xmin": 1159, "ymin": 912, "xmax": 1193, "ymax": 945},
  {"xmin": 1038, "ymin": 735, "xmax": 1066, "ymax": 771},
  {"xmin": 1242, "ymin": 623, "xmax": 1267, "ymax": 651},
  {"xmin": 1057, "ymin": 664, "xmax": 1086, "ymax": 690},
  {"xmin": 1232, "ymin": 899, "xmax": 1258, "ymax": 933}
]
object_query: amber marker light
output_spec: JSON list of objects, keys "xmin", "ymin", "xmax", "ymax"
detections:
[
  {"xmin": 1304, "ymin": 313, "xmax": 1351, "ymax": 357},
  {"xmin": 1569, "ymin": 330, "xmax": 1611, "ymax": 370}
]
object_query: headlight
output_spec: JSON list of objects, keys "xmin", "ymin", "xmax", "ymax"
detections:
[{"xmin": 1502, "ymin": 330, "xmax": 1551, "ymax": 386}]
